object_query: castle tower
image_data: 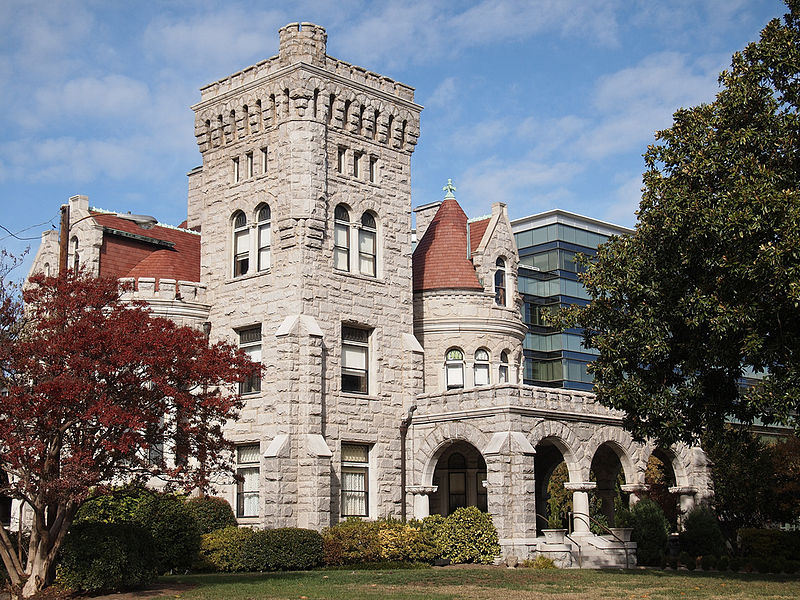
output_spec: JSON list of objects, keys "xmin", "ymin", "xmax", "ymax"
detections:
[{"xmin": 188, "ymin": 23, "xmax": 423, "ymax": 527}]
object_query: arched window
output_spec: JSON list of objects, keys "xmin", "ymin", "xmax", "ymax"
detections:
[
  {"xmin": 71, "ymin": 236, "xmax": 79, "ymax": 271},
  {"xmin": 494, "ymin": 257, "xmax": 507, "ymax": 306},
  {"xmin": 334, "ymin": 204, "xmax": 350, "ymax": 271},
  {"xmin": 445, "ymin": 348, "xmax": 465, "ymax": 390},
  {"xmin": 474, "ymin": 348, "xmax": 490, "ymax": 386},
  {"xmin": 359, "ymin": 212, "xmax": 377, "ymax": 277},
  {"xmin": 257, "ymin": 205, "xmax": 271, "ymax": 271},
  {"xmin": 232, "ymin": 211, "xmax": 249, "ymax": 277},
  {"xmin": 499, "ymin": 350, "xmax": 510, "ymax": 383}
]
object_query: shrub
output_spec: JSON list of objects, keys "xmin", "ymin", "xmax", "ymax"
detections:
[
  {"xmin": 530, "ymin": 555, "xmax": 557, "ymax": 569},
  {"xmin": 630, "ymin": 499, "xmax": 668, "ymax": 566},
  {"xmin": 728, "ymin": 556, "xmax": 742, "ymax": 572},
  {"xmin": 186, "ymin": 496, "xmax": 237, "ymax": 534},
  {"xmin": 738, "ymin": 528, "xmax": 800, "ymax": 562},
  {"xmin": 243, "ymin": 528, "xmax": 324, "ymax": 571},
  {"xmin": 678, "ymin": 551, "xmax": 691, "ymax": 568},
  {"xmin": 785, "ymin": 560, "xmax": 799, "ymax": 574},
  {"xmin": 753, "ymin": 557, "xmax": 770, "ymax": 574},
  {"xmin": 430, "ymin": 507, "xmax": 500, "ymax": 564},
  {"xmin": 57, "ymin": 522, "xmax": 158, "ymax": 593},
  {"xmin": 700, "ymin": 554, "xmax": 716, "ymax": 570},
  {"xmin": 685, "ymin": 555, "xmax": 697, "ymax": 571},
  {"xmin": 378, "ymin": 520, "xmax": 437, "ymax": 563},
  {"xmin": 716, "ymin": 555, "xmax": 730, "ymax": 571},
  {"xmin": 322, "ymin": 519, "xmax": 381, "ymax": 565},
  {"xmin": 77, "ymin": 487, "xmax": 201, "ymax": 574},
  {"xmin": 197, "ymin": 526, "xmax": 254, "ymax": 572},
  {"xmin": 667, "ymin": 556, "xmax": 678, "ymax": 570},
  {"xmin": 680, "ymin": 506, "xmax": 724, "ymax": 558}
]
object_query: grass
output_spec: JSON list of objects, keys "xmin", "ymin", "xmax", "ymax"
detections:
[{"xmin": 157, "ymin": 567, "xmax": 800, "ymax": 600}]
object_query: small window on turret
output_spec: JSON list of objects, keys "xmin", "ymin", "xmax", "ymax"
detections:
[
  {"xmin": 261, "ymin": 147, "xmax": 268, "ymax": 174},
  {"xmin": 246, "ymin": 152, "xmax": 254, "ymax": 178},
  {"xmin": 233, "ymin": 157, "xmax": 240, "ymax": 183},
  {"xmin": 495, "ymin": 257, "xmax": 507, "ymax": 306},
  {"xmin": 353, "ymin": 151, "xmax": 362, "ymax": 178}
]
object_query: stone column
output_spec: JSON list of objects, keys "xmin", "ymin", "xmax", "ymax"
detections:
[
  {"xmin": 407, "ymin": 485, "xmax": 437, "ymax": 519},
  {"xmin": 621, "ymin": 483, "xmax": 650, "ymax": 508},
  {"xmin": 670, "ymin": 486, "xmax": 697, "ymax": 527},
  {"xmin": 564, "ymin": 482, "xmax": 596, "ymax": 535}
]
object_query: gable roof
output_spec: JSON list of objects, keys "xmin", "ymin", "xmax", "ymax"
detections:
[
  {"xmin": 412, "ymin": 198, "xmax": 483, "ymax": 292},
  {"xmin": 92, "ymin": 212, "xmax": 201, "ymax": 283}
]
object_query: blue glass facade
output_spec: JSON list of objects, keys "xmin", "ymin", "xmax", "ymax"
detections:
[{"xmin": 511, "ymin": 212, "xmax": 631, "ymax": 391}]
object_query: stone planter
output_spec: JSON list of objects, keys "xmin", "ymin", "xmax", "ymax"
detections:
[
  {"xmin": 542, "ymin": 528, "xmax": 567, "ymax": 544},
  {"xmin": 608, "ymin": 527, "xmax": 633, "ymax": 542}
]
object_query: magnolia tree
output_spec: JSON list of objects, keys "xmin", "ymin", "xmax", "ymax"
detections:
[{"xmin": 0, "ymin": 268, "xmax": 256, "ymax": 598}]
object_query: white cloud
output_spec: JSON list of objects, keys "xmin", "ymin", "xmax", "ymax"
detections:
[
  {"xmin": 425, "ymin": 76, "xmax": 458, "ymax": 109},
  {"xmin": 603, "ymin": 173, "xmax": 644, "ymax": 227},
  {"xmin": 34, "ymin": 75, "xmax": 151, "ymax": 122}
]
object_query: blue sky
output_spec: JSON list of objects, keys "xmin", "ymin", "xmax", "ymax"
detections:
[{"xmin": 0, "ymin": 0, "xmax": 787, "ymax": 278}]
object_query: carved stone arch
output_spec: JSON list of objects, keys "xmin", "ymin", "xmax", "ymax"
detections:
[
  {"xmin": 416, "ymin": 422, "xmax": 492, "ymax": 487},
  {"xmin": 529, "ymin": 421, "xmax": 583, "ymax": 482},
  {"xmin": 585, "ymin": 428, "xmax": 643, "ymax": 485},
  {"xmin": 641, "ymin": 441, "xmax": 691, "ymax": 488}
]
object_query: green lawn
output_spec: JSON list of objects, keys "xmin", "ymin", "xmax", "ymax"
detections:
[{"xmin": 158, "ymin": 567, "xmax": 800, "ymax": 600}]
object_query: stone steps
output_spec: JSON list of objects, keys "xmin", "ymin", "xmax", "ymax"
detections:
[{"xmin": 536, "ymin": 535, "xmax": 637, "ymax": 569}]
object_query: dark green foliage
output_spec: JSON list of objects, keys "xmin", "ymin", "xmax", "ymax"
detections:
[
  {"xmin": 728, "ymin": 556, "xmax": 742, "ymax": 572},
  {"xmin": 700, "ymin": 554, "xmax": 716, "ymax": 570},
  {"xmin": 717, "ymin": 555, "xmax": 730, "ymax": 571},
  {"xmin": 322, "ymin": 519, "xmax": 382, "ymax": 565},
  {"xmin": 629, "ymin": 499, "xmax": 668, "ymax": 566},
  {"xmin": 560, "ymin": 0, "xmax": 800, "ymax": 445},
  {"xmin": 679, "ymin": 506, "xmax": 725, "ymax": 558},
  {"xmin": 186, "ymin": 496, "xmax": 237, "ymax": 534},
  {"xmin": 754, "ymin": 557, "xmax": 770, "ymax": 573},
  {"xmin": 76, "ymin": 487, "xmax": 201, "ymax": 574},
  {"xmin": 426, "ymin": 507, "xmax": 500, "ymax": 564},
  {"xmin": 198, "ymin": 526, "xmax": 323, "ymax": 572},
  {"xmin": 739, "ymin": 528, "xmax": 800, "ymax": 562},
  {"xmin": 56, "ymin": 522, "xmax": 158, "ymax": 593},
  {"xmin": 685, "ymin": 556, "xmax": 697, "ymax": 571},
  {"xmin": 667, "ymin": 556, "xmax": 678, "ymax": 570},
  {"xmin": 678, "ymin": 551, "xmax": 691, "ymax": 568},
  {"xmin": 786, "ymin": 560, "xmax": 799, "ymax": 574}
]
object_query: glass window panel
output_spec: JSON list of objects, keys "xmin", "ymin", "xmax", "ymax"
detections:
[
  {"xmin": 238, "ymin": 444, "xmax": 260, "ymax": 464},
  {"xmin": 474, "ymin": 364, "xmax": 489, "ymax": 386},
  {"xmin": 446, "ymin": 363, "xmax": 464, "ymax": 387},
  {"xmin": 259, "ymin": 223, "xmax": 271, "ymax": 247},
  {"xmin": 359, "ymin": 254, "xmax": 375, "ymax": 276},
  {"xmin": 446, "ymin": 349, "xmax": 463, "ymax": 361},
  {"xmin": 334, "ymin": 223, "xmax": 349, "ymax": 247},
  {"xmin": 259, "ymin": 247, "xmax": 271, "ymax": 270},
  {"xmin": 334, "ymin": 248, "xmax": 349, "ymax": 271},
  {"xmin": 234, "ymin": 229, "xmax": 249, "ymax": 253},
  {"xmin": 475, "ymin": 349, "xmax": 489, "ymax": 361},
  {"xmin": 359, "ymin": 230, "xmax": 376, "ymax": 253},
  {"xmin": 342, "ymin": 345, "xmax": 366, "ymax": 370},
  {"xmin": 499, "ymin": 365, "xmax": 508, "ymax": 383},
  {"xmin": 342, "ymin": 444, "xmax": 369, "ymax": 463}
]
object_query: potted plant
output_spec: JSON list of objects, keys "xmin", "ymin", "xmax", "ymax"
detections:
[
  {"xmin": 608, "ymin": 507, "xmax": 634, "ymax": 542},
  {"xmin": 542, "ymin": 510, "xmax": 568, "ymax": 544}
]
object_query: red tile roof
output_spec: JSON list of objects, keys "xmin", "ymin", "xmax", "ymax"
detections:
[
  {"xmin": 93, "ymin": 212, "xmax": 201, "ymax": 284},
  {"xmin": 412, "ymin": 199, "xmax": 483, "ymax": 292},
  {"xmin": 469, "ymin": 217, "xmax": 490, "ymax": 254}
]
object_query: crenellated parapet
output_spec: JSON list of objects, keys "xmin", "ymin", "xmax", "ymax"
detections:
[
  {"xmin": 119, "ymin": 277, "xmax": 210, "ymax": 328},
  {"xmin": 192, "ymin": 22, "xmax": 420, "ymax": 155}
]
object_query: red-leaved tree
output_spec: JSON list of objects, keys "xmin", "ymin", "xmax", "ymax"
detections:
[{"xmin": 0, "ymin": 268, "xmax": 256, "ymax": 597}]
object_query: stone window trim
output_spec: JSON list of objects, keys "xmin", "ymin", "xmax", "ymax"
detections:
[
  {"xmin": 445, "ymin": 347, "xmax": 465, "ymax": 390},
  {"xmin": 333, "ymin": 204, "xmax": 351, "ymax": 272},
  {"xmin": 232, "ymin": 156, "xmax": 240, "ymax": 183},
  {"xmin": 334, "ymin": 206, "xmax": 382, "ymax": 278},
  {"xmin": 237, "ymin": 325, "xmax": 262, "ymax": 395},
  {"xmin": 341, "ymin": 443, "xmax": 370, "ymax": 518},
  {"xmin": 236, "ymin": 443, "xmax": 260, "ymax": 519},
  {"xmin": 231, "ymin": 206, "xmax": 275, "ymax": 279},
  {"xmin": 232, "ymin": 211, "xmax": 249, "ymax": 277},
  {"xmin": 358, "ymin": 212, "xmax": 377, "ymax": 278}
]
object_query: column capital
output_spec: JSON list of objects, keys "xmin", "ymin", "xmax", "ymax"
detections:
[
  {"xmin": 407, "ymin": 485, "xmax": 437, "ymax": 496},
  {"xmin": 621, "ymin": 483, "xmax": 650, "ymax": 494},
  {"xmin": 564, "ymin": 481, "xmax": 596, "ymax": 492},
  {"xmin": 669, "ymin": 486, "xmax": 697, "ymax": 495}
]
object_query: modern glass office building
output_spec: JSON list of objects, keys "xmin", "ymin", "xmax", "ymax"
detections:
[{"xmin": 510, "ymin": 210, "xmax": 632, "ymax": 390}]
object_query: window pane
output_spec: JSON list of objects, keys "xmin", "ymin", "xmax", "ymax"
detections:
[
  {"xmin": 259, "ymin": 247, "xmax": 271, "ymax": 270},
  {"xmin": 335, "ymin": 223, "xmax": 349, "ymax": 247},
  {"xmin": 342, "ymin": 444, "xmax": 368, "ymax": 463},
  {"xmin": 474, "ymin": 364, "xmax": 489, "ymax": 386},
  {"xmin": 342, "ymin": 469, "xmax": 367, "ymax": 516},
  {"xmin": 234, "ymin": 229, "xmax": 249, "ymax": 254},
  {"xmin": 342, "ymin": 345, "xmax": 366, "ymax": 370},
  {"xmin": 359, "ymin": 254, "xmax": 375, "ymax": 276},
  {"xmin": 238, "ymin": 444, "xmax": 260, "ymax": 464},
  {"xmin": 359, "ymin": 230, "xmax": 375, "ymax": 253},
  {"xmin": 499, "ymin": 365, "xmax": 509, "ymax": 383},
  {"xmin": 259, "ymin": 223, "xmax": 271, "ymax": 247},
  {"xmin": 446, "ymin": 363, "xmax": 464, "ymax": 387},
  {"xmin": 334, "ymin": 248, "xmax": 349, "ymax": 270},
  {"xmin": 475, "ymin": 349, "xmax": 489, "ymax": 361}
]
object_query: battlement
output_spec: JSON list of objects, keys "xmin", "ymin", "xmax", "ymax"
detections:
[
  {"xmin": 119, "ymin": 277, "xmax": 207, "ymax": 304},
  {"xmin": 278, "ymin": 22, "xmax": 327, "ymax": 66}
]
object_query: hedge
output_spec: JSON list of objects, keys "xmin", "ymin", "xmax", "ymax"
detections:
[{"xmin": 198, "ymin": 526, "xmax": 323, "ymax": 572}]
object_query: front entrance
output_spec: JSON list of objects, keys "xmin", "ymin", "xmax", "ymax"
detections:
[{"xmin": 430, "ymin": 441, "xmax": 487, "ymax": 515}]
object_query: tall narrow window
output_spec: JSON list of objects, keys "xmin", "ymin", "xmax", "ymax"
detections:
[
  {"xmin": 313, "ymin": 89, "xmax": 319, "ymax": 118},
  {"xmin": 236, "ymin": 444, "xmax": 260, "ymax": 518},
  {"xmin": 445, "ymin": 348, "xmax": 465, "ymax": 390},
  {"xmin": 494, "ymin": 257, "xmax": 507, "ymax": 306},
  {"xmin": 71, "ymin": 236, "xmax": 79, "ymax": 270},
  {"xmin": 353, "ymin": 151, "xmax": 362, "ymax": 178},
  {"xmin": 474, "ymin": 348, "xmax": 490, "ymax": 386},
  {"xmin": 343, "ymin": 99, "xmax": 351, "ymax": 130},
  {"xmin": 358, "ymin": 104, "xmax": 365, "ymax": 136},
  {"xmin": 359, "ymin": 212, "xmax": 377, "ymax": 277},
  {"xmin": 261, "ymin": 147, "xmax": 268, "ymax": 174},
  {"xmin": 369, "ymin": 157, "xmax": 377, "ymax": 183},
  {"xmin": 230, "ymin": 109, "xmax": 237, "ymax": 141},
  {"xmin": 447, "ymin": 452, "xmax": 467, "ymax": 514},
  {"xmin": 372, "ymin": 109, "xmax": 379, "ymax": 140},
  {"xmin": 328, "ymin": 93, "xmax": 336, "ymax": 125},
  {"xmin": 238, "ymin": 326, "xmax": 261, "ymax": 394},
  {"xmin": 337, "ymin": 147, "xmax": 346, "ymax": 173},
  {"xmin": 334, "ymin": 205, "xmax": 350, "ymax": 271},
  {"xmin": 246, "ymin": 152, "xmax": 254, "ymax": 178},
  {"xmin": 257, "ymin": 205, "xmax": 271, "ymax": 271},
  {"xmin": 233, "ymin": 157, "xmax": 240, "ymax": 183},
  {"xmin": 387, "ymin": 114, "xmax": 394, "ymax": 146},
  {"xmin": 243, "ymin": 105, "xmax": 250, "ymax": 135},
  {"xmin": 342, "ymin": 325, "xmax": 369, "ymax": 394},
  {"xmin": 499, "ymin": 350, "xmax": 510, "ymax": 384},
  {"xmin": 232, "ymin": 212, "xmax": 249, "ymax": 277},
  {"xmin": 341, "ymin": 443, "xmax": 369, "ymax": 517}
]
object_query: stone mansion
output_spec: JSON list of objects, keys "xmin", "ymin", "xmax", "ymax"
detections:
[{"xmin": 29, "ymin": 23, "xmax": 712, "ymax": 564}]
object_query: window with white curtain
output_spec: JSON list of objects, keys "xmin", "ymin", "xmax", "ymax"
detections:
[
  {"xmin": 342, "ymin": 325, "xmax": 369, "ymax": 394},
  {"xmin": 474, "ymin": 348, "xmax": 490, "ymax": 386},
  {"xmin": 445, "ymin": 348, "xmax": 465, "ymax": 390},
  {"xmin": 238, "ymin": 326, "xmax": 261, "ymax": 394},
  {"xmin": 359, "ymin": 212, "xmax": 377, "ymax": 277},
  {"xmin": 236, "ymin": 444, "xmax": 260, "ymax": 518},
  {"xmin": 232, "ymin": 211, "xmax": 249, "ymax": 277},
  {"xmin": 257, "ymin": 205, "xmax": 271, "ymax": 271},
  {"xmin": 341, "ymin": 443, "xmax": 369, "ymax": 517},
  {"xmin": 334, "ymin": 204, "xmax": 350, "ymax": 272}
]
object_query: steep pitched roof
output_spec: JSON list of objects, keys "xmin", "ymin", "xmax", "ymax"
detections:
[
  {"xmin": 468, "ymin": 217, "xmax": 490, "ymax": 254},
  {"xmin": 92, "ymin": 212, "xmax": 201, "ymax": 283},
  {"xmin": 412, "ymin": 198, "xmax": 483, "ymax": 292}
]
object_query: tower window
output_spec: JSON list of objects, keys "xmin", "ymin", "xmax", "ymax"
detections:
[
  {"xmin": 334, "ymin": 205, "xmax": 350, "ymax": 272},
  {"xmin": 499, "ymin": 350, "xmax": 510, "ymax": 383},
  {"xmin": 353, "ymin": 151, "xmax": 362, "ymax": 178},
  {"xmin": 445, "ymin": 348, "xmax": 465, "ymax": 390},
  {"xmin": 261, "ymin": 147, "xmax": 268, "ymax": 174},
  {"xmin": 232, "ymin": 211, "xmax": 249, "ymax": 277},
  {"xmin": 474, "ymin": 348, "xmax": 490, "ymax": 386},
  {"xmin": 246, "ymin": 152, "xmax": 254, "ymax": 178},
  {"xmin": 341, "ymin": 443, "xmax": 370, "ymax": 517},
  {"xmin": 337, "ymin": 147, "xmax": 346, "ymax": 174},
  {"xmin": 494, "ymin": 257, "xmax": 507, "ymax": 306},
  {"xmin": 233, "ymin": 157, "xmax": 240, "ymax": 183},
  {"xmin": 359, "ymin": 212, "xmax": 377, "ymax": 277},
  {"xmin": 257, "ymin": 205, "xmax": 271, "ymax": 271},
  {"xmin": 342, "ymin": 325, "xmax": 370, "ymax": 394},
  {"xmin": 369, "ymin": 157, "xmax": 377, "ymax": 183}
]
